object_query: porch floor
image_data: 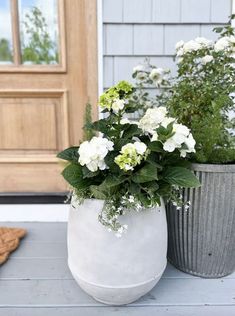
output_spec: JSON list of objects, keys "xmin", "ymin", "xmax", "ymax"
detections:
[{"xmin": 0, "ymin": 222, "xmax": 235, "ymax": 316}]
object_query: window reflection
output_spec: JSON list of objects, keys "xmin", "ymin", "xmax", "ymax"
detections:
[
  {"xmin": 0, "ymin": 0, "xmax": 13, "ymax": 64},
  {"xmin": 18, "ymin": 0, "xmax": 59, "ymax": 65}
]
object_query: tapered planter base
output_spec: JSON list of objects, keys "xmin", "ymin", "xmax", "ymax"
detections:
[{"xmin": 69, "ymin": 259, "xmax": 166, "ymax": 305}]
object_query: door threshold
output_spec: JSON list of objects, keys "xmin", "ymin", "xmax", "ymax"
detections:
[{"xmin": 0, "ymin": 193, "xmax": 69, "ymax": 204}]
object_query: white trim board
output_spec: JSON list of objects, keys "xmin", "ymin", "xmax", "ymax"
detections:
[
  {"xmin": 232, "ymin": 0, "xmax": 235, "ymax": 27},
  {"xmin": 0, "ymin": 204, "xmax": 69, "ymax": 222},
  {"xmin": 97, "ymin": 0, "xmax": 103, "ymax": 97}
]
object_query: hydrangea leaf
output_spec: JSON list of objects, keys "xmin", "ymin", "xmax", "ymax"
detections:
[
  {"xmin": 57, "ymin": 147, "xmax": 79, "ymax": 162},
  {"xmin": 163, "ymin": 167, "xmax": 201, "ymax": 188},
  {"xmin": 132, "ymin": 163, "xmax": 158, "ymax": 183},
  {"xmin": 62, "ymin": 163, "xmax": 92, "ymax": 190}
]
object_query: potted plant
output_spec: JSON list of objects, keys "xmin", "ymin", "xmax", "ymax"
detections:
[
  {"xmin": 164, "ymin": 21, "xmax": 235, "ymax": 277},
  {"xmin": 57, "ymin": 80, "xmax": 200, "ymax": 305}
]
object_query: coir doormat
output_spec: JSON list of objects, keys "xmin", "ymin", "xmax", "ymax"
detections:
[{"xmin": 0, "ymin": 227, "xmax": 26, "ymax": 265}]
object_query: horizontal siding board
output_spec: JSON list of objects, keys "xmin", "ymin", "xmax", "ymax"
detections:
[
  {"xmin": 123, "ymin": 0, "xmax": 152, "ymax": 23},
  {"xmin": 210, "ymin": 0, "xmax": 232, "ymax": 23},
  {"xmin": 181, "ymin": 0, "xmax": 211, "ymax": 23},
  {"xmin": 133, "ymin": 25, "xmax": 164, "ymax": 55},
  {"xmin": 103, "ymin": 57, "xmax": 114, "ymax": 87},
  {"xmin": 164, "ymin": 25, "xmax": 200, "ymax": 54},
  {"xmin": 152, "ymin": 0, "xmax": 181, "ymax": 23},
  {"xmin": 103, "ymin": 0, "xmax": 123, "ymax": 23},
  {"xmin": 113, "ymin": 56, "xmax": 176, "ymax": 84},
  {"xmin": 105, "ymin": 25, "xmax": 133, "ymax": 55},
  {"xmin": 1, "ymin": 306, "xmax": 235, "ymax": 316},
  {"xmin": 200, "ymin": 24, "xmax": 223, "ymax": 41}
]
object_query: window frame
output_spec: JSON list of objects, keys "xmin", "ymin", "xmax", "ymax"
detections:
[{"xmin": 0, "ymin": 0, "xmax": 66, "ymax": 73}]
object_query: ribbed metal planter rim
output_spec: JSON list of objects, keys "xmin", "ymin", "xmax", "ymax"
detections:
[
  {"xmin": 191, "ymin": 163, "xmax": 235, "ymax": 173},
  {"xmin": 166, "ymin": 163, "xmax": 235, "ymax": 278}
]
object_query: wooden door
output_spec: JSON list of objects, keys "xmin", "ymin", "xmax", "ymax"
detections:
[{"xmin": 0, "ymin": 0, "xmax": 98, "ymax": 192}]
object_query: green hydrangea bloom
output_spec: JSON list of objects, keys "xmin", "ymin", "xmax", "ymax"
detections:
[
  {"xmin": 115, "ymin": 143, "xmax": 146, "ymax": 172},
  {"xmin": 116, "ymin": 81, "xmax": 133, "ymax": 93},
  {"xmin": 98, "ymin": 81, "xmax": 133, "ymax": 110},
  {"xmin": 99, "ymin": 88, "xmax": 119, "ymax": 109}
]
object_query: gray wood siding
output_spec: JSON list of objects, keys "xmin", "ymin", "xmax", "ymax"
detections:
[{"xmin": 103, "ymin": 0, "xmax": 232, "ymax": 89}]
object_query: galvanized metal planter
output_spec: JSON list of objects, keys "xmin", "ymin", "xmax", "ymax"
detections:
[{"xmin": 166, "ymin": 163, "xmax": 235, "ymax": 278}]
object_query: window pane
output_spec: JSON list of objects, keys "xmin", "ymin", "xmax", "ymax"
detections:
[
  {"xmin": 18, "ymin": 0, "xmax": 59, "ymax": 65},
  {"xmin": 0, "ymin": 0, "xmax": 13, "ymax": 64}
]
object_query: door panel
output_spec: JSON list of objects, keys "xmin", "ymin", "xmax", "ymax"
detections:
[{"xmin": 0, "ymin": 0, "xmax": 98, "ymax": 192}]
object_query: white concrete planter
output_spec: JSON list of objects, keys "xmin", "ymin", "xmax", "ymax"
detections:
[{"xmin": 67, "ymin": 199, "xmax": 167, "ymax": 305}]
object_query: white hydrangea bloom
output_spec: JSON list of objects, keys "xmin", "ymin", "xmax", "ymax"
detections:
[
  {"xmin": 171, "ymin": 123, "xmax": 190, "ymax": 146},
  {"xmin": 133, "ymin": 64, "xmax": 144, "ymax": 73},
  {"xmin": 184, "ymin": 133, "xmax": 196, "ymax": 150},
  {"xmin": 163, "ymin": 123, "xmax": 195, "ymax": 156},
  {"xmin": 173, "ymin": 123, "xmax": 190, "ymax": 137},
  {"xmin": 183, "ymin": 40, "xmax": 201, "ymax": 53},
  {"xmin": 195, "ymin": 37, "xmax": 212, "ymax": 47},
  {"xmin": 214, "ymin": 37, "xmax": 230, "ymax": 52},
  {"xmin": 134, "ymin": 141, "xmax": 147, "ymax": 155},
  {"xmin": 175, "ymin": 40, "xmax": 185, "ymax": 50},
  {"xmin": 161, "ymin": 117, "xmax": 175, "ymax": 128},
  {"xmin": 112, "ymin": 99, "xmax": 125, "ymax": 112},
  {"xmin": 78, "ymin": 137, "xmax": 114, "ymax": 172},
  {"xmin": 139, "ymin": 107, "xmax": 168, "ymax": 134},
  {"xmin": 163, "ymin": 138, "xmax": 178, "ymax": 152},
  {"xmin": 201, "ymin": 55, "xmax": 214, "ymax": 64},
  {"xmin": 180, "ymin": 134, "xmax": 196, "ymax": 157},
  {"xmin": 229, "ymin": 36, "xmax": 235, "ymax": 44},
  {"xmin": 176, "ymin": 48, "xmax": 184, "ymax": 57}
]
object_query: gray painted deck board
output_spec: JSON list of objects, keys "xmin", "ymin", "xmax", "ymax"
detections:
[
  {"xmin": 1, "ymin": 306, "xmax": 235, "ymax": 316},
  {"xmin": 0, "ymin": 222, "xmax": 234, "ymax": 315}
]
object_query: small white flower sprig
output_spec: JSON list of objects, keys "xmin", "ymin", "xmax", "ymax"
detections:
[
  {"xmin": 58, "ymin": 80, "xmax": 200, "ymax": 236},
  {"xmin": 133, "ymin": 63, "xmax": 170, "ymax": 87},
  {"xmin": 130, "ymin": 61, "xmax": 171, "ymax": 113}
]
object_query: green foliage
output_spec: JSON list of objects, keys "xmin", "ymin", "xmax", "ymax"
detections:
[
  {"xmin": 0, "ymin": 39, "xmax": 13, "ymax": 61},
  {"xmin": 21, "ymin": 7, "xmax": 58, "ymax": 64},
  {"xmin": 57, "ymin": 147, "xmax": 79, "ymax": 162},
  {"xmin": 163, "ymin": 167, "xmax": 201, "ymax": 188},
  {"xmin": 132, "ymin": 163, "xmax": 159, "ymax": 183},
  {"xmin": 83, "ymin": 103, "xmax": 95, "ymax": 141},
  {"xmin": 58, "ymin": 80, "xmax": 200, "ymax": 233},
  {"xmin": 208, "ymin": 148, "xmax": 235, "ymax": 164},
  {"xmin": 166, "ymin": 24, "xmax": 235, "ymax": 164}
]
